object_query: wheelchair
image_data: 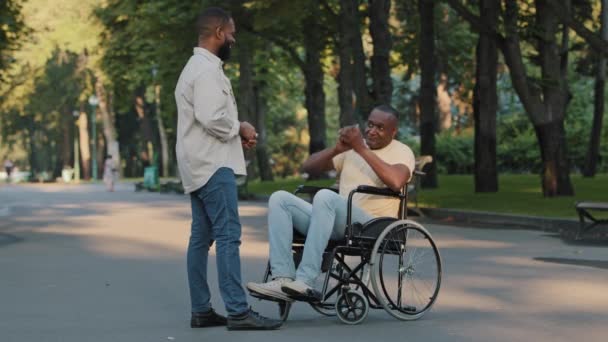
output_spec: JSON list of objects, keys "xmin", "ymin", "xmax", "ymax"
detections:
[{"xmin": 249, "ymin": 172, "xmax": 442, "ymax": 325}]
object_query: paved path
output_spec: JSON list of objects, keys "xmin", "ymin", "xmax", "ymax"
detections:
[{"xmin": 1, "ymin": 183, "xmax": 607, "ymax": 342}]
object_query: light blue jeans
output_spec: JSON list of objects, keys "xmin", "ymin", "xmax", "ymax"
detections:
[{"xmin": 267, "ymin": 189, "xmax": 373, "ymax": 286}]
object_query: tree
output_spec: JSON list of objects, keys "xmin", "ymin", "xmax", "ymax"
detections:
[
  {"xmin": 448, "ymin": 0, "xmax": 575, "ymax": 196},
  {"xmin": 369, "ymin": 0, "xmax": 393, "ymax": 105},
  {"xmin": 0, "ymin": 0, "xmax": 28, "ymax": 80},
  {"xmin": 473, "ymin": 0, "xmax": 499, "ymax": 192},
  {"xmin": 419, "ymin": 0, "xmax": 438, "ymax": 188},
  {"xmin": 583, "ymin": 0, "xmax": 607, "ymax": 177}
]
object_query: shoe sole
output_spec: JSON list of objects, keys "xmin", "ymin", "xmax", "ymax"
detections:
[
  {"xmin": 281, "ymin": 286, "xmax": 322, "ymax": 302},
  {"xmin": 227, "ymin": 325, "xmax": 282, "ymax": 331},
  {"xmin": 246, "ymin": 284, "xmax": 294, "ymax": 302}
]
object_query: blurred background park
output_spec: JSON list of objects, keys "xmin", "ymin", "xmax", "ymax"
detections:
[{"xmin": 1, "ymin": 0, "xmax": 607, "ymax": 219}]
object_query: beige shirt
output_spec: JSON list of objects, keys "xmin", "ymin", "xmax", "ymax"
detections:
[
  {"xmin": 175, "ymin": 47, "xmax": 246, "ymax": 194},
  {"xmin": 332, "ymin": 140, "xmax": 415, "ymax": 218}
]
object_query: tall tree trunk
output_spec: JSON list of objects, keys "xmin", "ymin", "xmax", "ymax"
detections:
[
  {"xmin": 27, "ymin": 115, "xmax": 37, "ymax": 178},
  {"xmin": 347, "ymin": 0, "xmax": 374, "ymax": 119},
  {"xmin": 78, "ymin": 105, "xmax": 91, "ymax": 180},
  {"xmin": 95, "ymin": 78, "xmax": 121, "ymax": 178},
  {"xmin": 369, "ymin": 0, "xmax": 393, "ymax": 105},
  {"xmin": 337, "ymin": 0, "xmax": 357, "ymax": 126},
  {"xmin": 254, "ymin": 76, "xmax": 273, "ymax": 181},
  {"xmin": 419, "ymin": 0, "xmax": 438, "ymax": 188},
  {"xmin": 535, "ymin": 0, "xmax": 573, "ymax": 196},
  {"xmin": 237, "ymin": 33, "xmax": 259, "ymax": 179},
  {"xmin": 154, "ymin": 84, "xmax": 169, "ymax": 177},
  {"xmin": 134, "ymin": 87, "xmax": 155, "ymax": 167},
  {"xmin": 473, "ymin": 0, "xmax": 499, "ymax": 193},
  {"xmin": 437, "ymin": 74, "xmax": 452, "ymax": 131},
  {"xmin": 583, "ymin": 0, "xmax": 607, "ymax": 177},
  {"xmin": 497, "ymin": 0, "xmax": 573, "ymax": 196},
  {"xmin": 61, "ymin": 108, "xmax": 71, "ymax": 169},
  {"xmin": 303, "ymin": 8, "xmax": 327, "ymax": 156}
]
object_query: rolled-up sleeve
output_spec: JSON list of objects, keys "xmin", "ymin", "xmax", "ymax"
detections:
[{"xmin": 193, "ymin": 71, "xmax": 240, "ymax": 142}]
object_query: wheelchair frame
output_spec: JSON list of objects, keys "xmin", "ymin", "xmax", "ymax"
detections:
[{"xmin": 251, "ymin": 171, "xmax": 442, "ymax": 324}]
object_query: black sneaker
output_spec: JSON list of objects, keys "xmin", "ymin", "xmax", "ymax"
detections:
[
  {"xmin": 191, "ymin": 309, "xmax": 227, "ymax": 328},
  {"xmin": 227, "ymin": 309, "xmax": 282, "ymax": 330}
]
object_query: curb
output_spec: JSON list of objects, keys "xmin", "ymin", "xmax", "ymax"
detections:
[{"xmin": 419, "ymin": 207, "xmax": 579, "ymax": 232}]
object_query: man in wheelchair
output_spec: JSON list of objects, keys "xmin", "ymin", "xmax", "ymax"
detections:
[{"xmin": 247, "ymin": 104, "xmax": 416, "ymax": 302}]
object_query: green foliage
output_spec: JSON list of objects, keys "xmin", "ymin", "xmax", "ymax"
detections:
[{"xmin": 0, "ymin": 0, "xmax": 28, "ymax": 79}]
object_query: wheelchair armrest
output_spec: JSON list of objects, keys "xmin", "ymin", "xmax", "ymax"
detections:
[
  {"xmin": 294, "ymin": 185, "xmax": 339, "ymax": 196},
  {"xmin": 354, "ymin": 185, "xmax": 402, "ymax": 199}
]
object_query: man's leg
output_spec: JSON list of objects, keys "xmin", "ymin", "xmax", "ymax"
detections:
[
  {"xmin": 246, "ymin": 190, "xmax": 312, "ymax": 300},
  {"xmin": 267, "ymin": 190, "xmax": 313, "ymax": 279},
  {"xmin": 187, "ymin": 190, "xmax": 213, "ymax": 314},
  {"xmin": 196, "ymin": 167, "xmax": 249, "ymax": 316},
  {"xmin": 292, "ymin": 189, "xmax": 373, "ymax": 288}
]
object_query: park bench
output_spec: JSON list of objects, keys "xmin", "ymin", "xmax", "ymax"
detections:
[{"xmin": 575, "ymin": 201, "xmax": 608, "ymax": 239}]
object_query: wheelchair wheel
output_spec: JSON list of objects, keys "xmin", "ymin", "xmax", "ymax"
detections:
[
  {"xmin": 370, "ymin": 219, "xmax": 442, "ymax": 321},
  {"xmin": 278, "ymin": 301, "xmax": 291, "ymax": 322},
  {"xmin": 335, "ymin": 291, "xmax": 369, "ymax": 325}
]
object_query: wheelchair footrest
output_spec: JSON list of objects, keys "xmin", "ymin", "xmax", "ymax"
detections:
[
  {"xmin": 282, "ymin": 288, "xmax": 322, "ymax": 303},
  {"xmin": 249, "ymin": 291, "xmax": 290, "ymax": 303}
]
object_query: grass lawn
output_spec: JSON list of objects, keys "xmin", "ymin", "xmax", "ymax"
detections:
[{"xmin": 248, "ymin": 174, "xmax": 608, "ymax": 219}]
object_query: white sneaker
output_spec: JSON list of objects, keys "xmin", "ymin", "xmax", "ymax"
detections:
[
  {"xmin": 247, "ymin": 278, "xmax": 294, "ymax": 302},
  {"xmin": 281, "ymin": 280, "xmax": 316, "ymax": 298}
]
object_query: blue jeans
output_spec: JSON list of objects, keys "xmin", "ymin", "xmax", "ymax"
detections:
[
  {"xmin": 188, "ymin": 167, "xmax": 248, "ymax": 315},
  {"xmin": 267, "ymin": 189, "xmax": 373, "ymax": 286}
]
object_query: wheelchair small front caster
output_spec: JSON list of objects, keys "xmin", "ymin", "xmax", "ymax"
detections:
[{"xmin": 335, "ymin": 291, "xmax": 369, "ymax": 325}]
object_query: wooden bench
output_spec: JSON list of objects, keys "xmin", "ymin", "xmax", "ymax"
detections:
[{"xmin": 575, "ymin": 202, "xmax": 608, "ymax": 239}]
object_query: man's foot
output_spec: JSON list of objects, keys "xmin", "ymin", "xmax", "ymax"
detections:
[
  {"xmin": 247, "ymin": 278, "xmax": 294, "ymax": 302},
  {"xmin": 190, "ymin": 309, "xmax": 227, "ymax": 328},
  {"xmin": 227, "ymin": 309, "xmax": 282, "ymax": 330},
  {"xmin": 281, "ymin": 280, "xmax": 321, "ymax": 301}
]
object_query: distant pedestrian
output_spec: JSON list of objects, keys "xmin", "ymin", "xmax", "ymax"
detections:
[
  {"xmin": 103, "ymin": 155, "xmax": 117, "ymax": 192},
  {"xmin": 4, "ymin": 158, "xmax": 14, "ymax": 182}
]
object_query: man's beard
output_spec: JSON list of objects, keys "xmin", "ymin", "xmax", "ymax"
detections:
[{"xmin": 218, "ymin": 39, "xmax": 232, "ymax": 61}]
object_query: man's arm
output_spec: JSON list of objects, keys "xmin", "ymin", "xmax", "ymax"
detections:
[
  {"xmin": 193, "ymin": 71, "xmax": 240, "ymax": 142},
  {"xmin": 302, "ymin": 134, "xmax": 352, "ymax": 176},
  {"xmin": 302, "ymin": 146, "xmax": 340, "ymax": 177},
  {"xmin": 341, "ymin": 128, "xmax": 410, "ymax": 192}
]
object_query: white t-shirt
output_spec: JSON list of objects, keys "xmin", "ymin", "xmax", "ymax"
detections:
[{"xmin": 332, "ymin": 140, "xmax": 415, "ymax": 218}]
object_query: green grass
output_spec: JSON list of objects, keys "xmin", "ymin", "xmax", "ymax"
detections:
[{"xmin": 248, "ymin": 174, "xmax": 608, "ymax": 219}]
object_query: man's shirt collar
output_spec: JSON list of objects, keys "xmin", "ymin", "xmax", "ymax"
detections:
[{"xmin": 193, "ymin": 47, "xmax": 223, "ymax": 68}]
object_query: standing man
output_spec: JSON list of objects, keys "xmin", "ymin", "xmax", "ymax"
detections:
[{"xmin": 175, "ymin": 7, "xmax": 281, "ymax": 330}]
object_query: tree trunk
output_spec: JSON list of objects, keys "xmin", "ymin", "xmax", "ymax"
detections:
[
  {"xmin": 337, "ymin": 0, "xmax": 357, "ymax": 126},
  {"xmin": 583, "ymin": 0, "xmax": 607, "ymax": 177},
  {"xmin": 497, "ymin": 0, "xmax": 574, "ymax": 196},
  {"xmin": 369, "ymin": 0, "xmax": 393, "ymax": 105},
  {"xmin": 61, "ymin": 109, "xmax": 71, "ymax": 169},
  {"xmin": 95, "ymin": 78, "xmax": 121, "ymax": 177},
  {"xmin": 134, "ymin": 87, "xmax": 155, "ymax": 167},
  {"xmin": 78, "ymin": 106, "xmax": 91, "ymax": 180},
  {"xmin": 534, "ymin": 121, "xmax": 574, "ymax": 196},
  {"xmin": 437, "ymin": 74, "xmax": 452, "ymax": 131},
  {"xmin": 303, "ymin": 9, "xmax": 327, "ymax": 156},
  {"xmin": 535, "ymin": 0, "xmax": 574, "ymax": 196},
  {"xmin": 347, "ymin": 0, "xmax": 374, "ymax": 119},
  {"xmin": 154, "ymin": 84, "xmax": 169, "ymax": 177},
  {"xmin": 254, "ymin": 77, "xmax": 273, "ymax": 181},
  {"xmin": 473, "ymin": 0, "xmax": 499, "ymax": 193},
  {"xmin": 419, "ymin": 0, "xmax": 438, "ymax": 188},
  {"xmin": 237, "ymin": 32, "xmax": 259, "ymax": 179}
]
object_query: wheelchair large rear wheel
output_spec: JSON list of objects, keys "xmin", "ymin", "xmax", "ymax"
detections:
[{"xmin": 370, "ymin": 219, "xmax": 441, "ymax": 320}]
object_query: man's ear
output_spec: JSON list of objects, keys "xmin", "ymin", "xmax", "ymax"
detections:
[{"xmin": 215, "ymin": 26, "xmax": 224, "ymax": 40}]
